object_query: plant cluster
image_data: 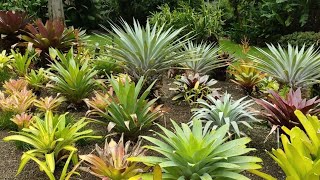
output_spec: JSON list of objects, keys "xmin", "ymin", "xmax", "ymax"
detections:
[
  {"xmin": 192, "ymin": 92, "xmax": 259, "ymax": 137},
  {"xmin": 170, "ymin": 73, "xmax": 219, "ymax": 105},
  {"xmin": 150, "ymin": 3, "xmax": 224, "ymax": 44},
  {"xmin": 255, "ymin": 88, "xmax": 320, "ymax": 133}
]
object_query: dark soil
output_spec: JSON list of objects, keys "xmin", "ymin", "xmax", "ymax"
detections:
[{"xmin": 0, "ymin": 77, "xmax": 285, "ymax": 179}]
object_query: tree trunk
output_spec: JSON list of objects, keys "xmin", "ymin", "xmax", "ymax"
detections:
[{"xmin": 48, "ymin": 0, "xmax": 65, "ymax": 22}]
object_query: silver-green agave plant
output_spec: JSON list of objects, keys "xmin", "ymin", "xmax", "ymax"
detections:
[
  {"xmin": 249, "ymin": 44, "xmax": 320, "ymax": 88},
  {"xmin": 106, "ymin": 19, "xmax": 187, "ymax": 80},
  {"xmin": 192, "ymin": 92, "xmax": 259, "ymax": 137},
  {"xmin": 181, "ymin": 41, "xmax": 226, "ymax": 75},
  {"xmin": 129, "ymin": 119, "xmax": 262, "ymax": 180}
]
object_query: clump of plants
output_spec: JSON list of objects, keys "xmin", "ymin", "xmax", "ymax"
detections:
[
  {"xmin": 269, "ymin": 110, "xmax": 320, "ymax": 179},
  {"xmin": 130, "ymin": 119, "xmax": 263, "ymax": 179},
  {"xmin": 192, "ymin": 92, "xmax": 259, "ymax": 137},
  {"xmin": 250, "ymin": 44, "xmax": 320, "ymax": 88},
  {"xmin": 88, "ymin": 75, "xmax": 162, "ymax": 138},
  {"xmin": 170, "ymin": 73, "xmax": 219, "ymax": 105},
  {"xmin": 255, "ymin": 88, "xmax": 320, "ymax": 134},
  {"xmin": 47, "ymin": 48, "xmax": 98, "ymax": 104},
  {"xmin": 3, "ymin": 111, "xmax": 101, "ymax": 179},
  {"xmin": 181, "ymin": 41, "xmax": 225, "ymax": 75},
  {"xmin": 229, "ymin": 60, "xmax": 266, "ymax": 95},
  {"xmin": 80, "ymin": 135, "xmax": 148, "ymax": 179},
  {"xmin": 106, "ymin": 19, "xmax": 186, "ymax": 81}
]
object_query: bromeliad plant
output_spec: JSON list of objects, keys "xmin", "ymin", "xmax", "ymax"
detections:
[
  {"xmin": 47, "ymin": 48, "xmax": 98, "ymax": 104},
  {"xmin": 170, "ymin": 73, "xmax": 219, "ymax": 105},
  {"xmin": 106, "ymin": 19, "xmax": 186, "ymax": 80},
  {"xmin": 79, "ymin": 135, "xmax": 148, "ymax": 179},
  {"xmin": 20, "ymin": 19, "xmax": 85, "ymax": 53},
  {"xmin": 34, "ymin": 95, "xmax": 66, "ymax": 112},
  {"xmin": 11, "ymin": 49, "xmax": 37, "ymax": 76},
  {"xmin": 181, "ymin": 41, "xmax": 225, "ymax": 75},
  {"xmin": 0, "ymin": 10, "xmax": 29, "ymax": 35},
  {"xmin": 229, "ymin": 60, "xmax": 266, "ymax": 95},
  {"xmin": 0, "ymin": 79, "xmax": 35, "ymax": 114},
  {"xmin": 3, "ymin": 111, "xmax": 101, "ymax": 177},
  {"xmin": 250, "ymin": 44, "xmax": 320, "ymax": 88},
  {"xmin": 192, "ymin": 92, "xmax": 259, "ymax": 137},
  {"xmin": 25, "ymin": 68, "xmax": 48, "ymax": 91},
  {"xmin": 269, "ymin": 110, "xmax": 320, "ymax": 179},
  {"xmin": 91, "ymin": 75, "xmax": 162, "ymax": 137},
  {"xmin": 255, "ymin": 88, "xmax": 320, "ymax": 133},
  {"xmin": 10, "ymin": 112, "xmax": 33, "ymax": 129},
  {"xmin": 129, "ymin": 119, "xmax": 263, "ymax": 179}
]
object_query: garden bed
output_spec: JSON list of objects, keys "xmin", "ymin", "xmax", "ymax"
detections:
[{"xmin": 0, "ymin": 78, "xmax": 285, "ymax": 179}]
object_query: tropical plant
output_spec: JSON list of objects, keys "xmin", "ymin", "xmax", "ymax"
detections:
[
  {"xmin": 181, "ymin": 41, "xmax": 225, "ymax": 75},
  {"xmin": 269, "ymin": 110, "xmax": 320, "ymax": 179},
  {"xmin": 0, "ymin": 80, "xmax": 35, "ymax": 114},
  {"xmin": 150, "ymin": 3, "xmax": 224, "ymax": 44},
  {"xmin": 192, "ymin": 92, "xmax": 259, "ymax": 137},
  {"xmin": 129, "ymin": 119, "xmax": 263, "ymax": 179},
  {"xmin": 84, "ymin": 88, "xmax": 113, "ymax": 115},
  {"xmin": 10, "ymin": 49, "xmax": 37, "ymax": 76},
  {"xmin": 170, "ymin": 73, "xmax": 219, "ymax": 105},
  {"xmin": 229, "ymin": 60, "xmax": 266, "ymax": 94},
  {"xmin": 0, "ymin": 10, "xmax": 29, "ymax": 35},
  {"xmin": 47, "ymin": 48, "xmax": 98, "ymax": 104},
  {"xmin": 20, "ymin": 19, "xmax": 85, "ymax": 52},
  {"xmin": 278, "ymin": 31, "xmax": 320, "ymax": 49},
  {"xmin": 0, "ymin": 50, "xmax": 13, "ymax": 68},
  {"xmin": 106, "ymin": 19, "xmax": 186, "ymax": 80},
  {"xmin": 2, "ymin": 78, "xmax": 28, "ymax": 95},
  {"xmin": 91, "ymin": 76, "xmax": 162, "ymax": 137},
  {"xmin": 79, "ymin": 135, "xmax": 148, "ymax": 179},
  {"xmin": 257, "ymin": 76, "xmax": 280, "ymax": 94},
  {"xmin": 255, "ymin": 88, "xmax": 320, "ymax": 134},
  {"xmin": 3, "ymin": 111, "xmax": 101, "ymax": 176},
  {"xmin": 34, "ymin": 95, "xmax": 66, "ymax": 112},
  {"xmin": 25, "ymin": 68, "xmax": 48, "ymax": 90},
  {"xmin": 250, "ymin": 44, "xmax": 320, "ymax": 88},
  {"xmin": 10, "ymin": 112, "xmax": 32, "ymax": 129}
]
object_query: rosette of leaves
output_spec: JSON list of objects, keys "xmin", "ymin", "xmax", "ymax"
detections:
[{"xmin": 170, "ymin": 73, "xmax": 219, "ymax": 105}]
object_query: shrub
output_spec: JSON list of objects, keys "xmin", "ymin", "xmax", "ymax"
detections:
[
  {"xmin": 149, "ymin": 3, "xmax": 223, "ymax": 44},
  {"xmin": 129, "ymin": 119, "xmax": 263, "ymax": 179},
  {"xmin": 278, "ymin": 31, "xmax": 320, "ymax": 49},
  {"xmin": 80, "ymin": 135, "xmax": 148, "ymax": 179},
  {"xmin": 269, "ymin": 110, "xmax": 320, "ymax": 179},
  {"xmin": 170, "ymin": 73, "xmax": 219, "ymax": 105},
  {"xmin": 255, "ymin": 88, "xmax": 320, "ymax": 134},
  {"xmin": 107, "ymin": 19, "xmax": 185, "ymax": 81},
  {"xmin": 250, "ymin": 44, "xmax": 320, "ymax": 88},
  {"xmin": 0, "ymin": 0, "xmax": 47, "ymax": 19},
  {"xmin": 192, "ymin": 92, "xmax": 259, "ymax": 137},
  {"xmin": 3, "ymin": 111, "xmax": 101, "ymax": 177},
  {"xmin": 47, "ymin": 48, "xmax": 98, "ymax": 104},
  {"xmin": 89, "ymin": 76, "xmax": 162, "ymax": 137},
  {"xmin": 181, "ymin": 41, "xmax": 225, "ymax": 75}
]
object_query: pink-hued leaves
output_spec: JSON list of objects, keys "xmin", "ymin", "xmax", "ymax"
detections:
[{"xmin": 255, "ymin": 88, "xmax": 320, "ymax": 132}]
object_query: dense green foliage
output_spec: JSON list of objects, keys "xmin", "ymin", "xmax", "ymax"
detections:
[
  {"xmin": 150, "ymin": 3, "xmax": 223, "ymax": 44},
  {"xmin": 278, "ymin": 31, "xmax": 320, "ymax": 49}
]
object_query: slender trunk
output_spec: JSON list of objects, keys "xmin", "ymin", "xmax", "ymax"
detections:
[{"xmin": 48, "ymin": 0, "xmax": 65, "ymax": 22}]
